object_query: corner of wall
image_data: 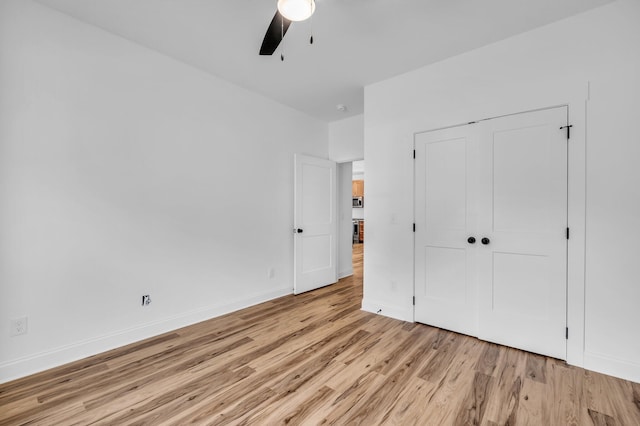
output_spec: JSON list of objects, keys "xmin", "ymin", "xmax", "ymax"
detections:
[{"xmin": 361, "ymin": 298, "xmax": 413, "ymax": 323}]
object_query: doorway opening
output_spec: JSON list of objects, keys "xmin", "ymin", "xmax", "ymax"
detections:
[
  {"xmin": 352, "ymin": 159, "xmax": 365, "ymax": 244},
  {"xmin": 351, "ymin": 160, "xmax": 365, "ymax": 282},
  {"xmin": 337, "ymin": 159, "xmax": 364, "ymax": 284}
]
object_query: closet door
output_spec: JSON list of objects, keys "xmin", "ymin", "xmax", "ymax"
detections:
[
  {"xmin": 414, "ymin": 126, "xmax": 479, "ymax": 336},
  {"xmin": 414, "ymin": 107, "xmax": 568, "ymax": 360},
  {"xmin": 476, "ymin": 107, "xmax": 568, "ymax": 359}
]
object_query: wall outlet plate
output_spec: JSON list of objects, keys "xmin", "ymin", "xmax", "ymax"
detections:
[{"xmin": 11, "ymin": 317, "xmax": 28, "ymax": 336}]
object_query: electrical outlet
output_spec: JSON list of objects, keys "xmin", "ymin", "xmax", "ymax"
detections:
[
  {"xmin": 11, "ymin": 317, "xmax": 28, "ymax": 336},
  {"xmin": 142, "ymin": 295, "xmax": 151, "ymax": 306},
  {"xmin": 268, "ymin": 267, "xmax": 275, "ymax": 279}
]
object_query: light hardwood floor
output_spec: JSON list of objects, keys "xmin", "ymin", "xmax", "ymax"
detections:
[{"xmin": 1, "ymin": 243, "xmax": 639, "ymax": 425}]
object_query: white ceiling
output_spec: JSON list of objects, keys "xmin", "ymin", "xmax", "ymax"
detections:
[{"xmin": 36, "ymin": 0, "xmax": 613, "ymax": 122}]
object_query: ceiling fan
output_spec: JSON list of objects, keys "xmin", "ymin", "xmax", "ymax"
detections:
[{"xmin": 259, "ymin": 0, "xmax": 316, "ymax": 57}]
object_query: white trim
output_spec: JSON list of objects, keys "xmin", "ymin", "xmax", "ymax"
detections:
[
  {"xmin": 336, "ymin": 156, "xmax": 365, "ymax": 164},
  {"xmin": 0, "ymin": 287, "xmax": 291, "ymax": 384},
  {"xmin": 584, "ymin": 351, "xmax": 640, "ymax": 384},
  {"xmin": 338, "ymin": 269, "xmax": 354, "ymax": 280},
  {"xmin": 361, "ymin": 298, "xmax": 413, "ymax": 322},
  {"xmin": 565, "ymin": 92, "xmax": 587, "ymax": 369}
]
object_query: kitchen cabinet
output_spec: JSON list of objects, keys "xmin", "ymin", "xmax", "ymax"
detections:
[
  {"xmin": 358, "ymin": 220, "xmax": 364, "ymax": 243},
  {"xmin": 352, "ymin": 180, "xmax": 364, "ymax": 197}
]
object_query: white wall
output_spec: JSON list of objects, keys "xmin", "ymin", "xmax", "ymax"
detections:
[
  {"xmin": 0, "ymin": 0, "xmax": 328, "ymax": 382},
  {"xmin": 364, "ymin": 0, "xmax": 640, "ymax": 382},
  {"xmin": 337, "ymin": 163, "xmax": 353, "ymax": 279},
  {"xmin": 328, "ymin": 114, "xmax": 364, "ymax": 163}
]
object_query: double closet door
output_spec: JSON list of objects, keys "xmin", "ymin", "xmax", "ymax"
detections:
[{"xmin": 414, "ymin": 107, "xmax": 568, "ymax": 359}]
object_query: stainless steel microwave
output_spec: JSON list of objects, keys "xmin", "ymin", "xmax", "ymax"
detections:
[{"xmin": 353, "ymin": 197, "xmax": 363, "ymax": 208}]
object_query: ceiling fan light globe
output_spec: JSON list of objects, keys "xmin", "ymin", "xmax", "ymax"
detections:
[{"xmin": 277, "ymin": 0, "xmax": 316, "ymax": 22}]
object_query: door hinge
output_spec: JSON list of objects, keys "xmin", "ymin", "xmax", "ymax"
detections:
[
  {"xmin": 413, "ymin": 149, "xmax": 416, "ymax": 159},
  {"xmin": 560, "ymin": 124, "xmax": 573, "ymax": 139},
  {"xmin": 413, "ymin": 296, "xmax": 415, "ymax": 305},
  {"xmin": 413, "ymin": 223, "xmax": 416, "ymax": 232},
  {"xmin": 566, "ymin": 327, "xmax": 569, "ymax": 339},
  {"xmin": 566, "ymin": 227, "xmax": 570, "ymax": 240}
]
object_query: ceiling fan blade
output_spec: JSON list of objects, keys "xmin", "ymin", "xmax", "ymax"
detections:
[{"xmin": 259, "ymin": 11, "xmax": 291, "ymax": 55}]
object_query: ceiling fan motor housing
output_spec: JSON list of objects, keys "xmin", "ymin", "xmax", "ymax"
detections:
[{"xmin": 277, "ymin": 0, "xmax": 315, "ymax": 22}]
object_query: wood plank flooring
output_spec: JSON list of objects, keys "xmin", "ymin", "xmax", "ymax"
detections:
[{"xmin": 2, "ymin": 243, "xmax": 640, "ymax": 425}]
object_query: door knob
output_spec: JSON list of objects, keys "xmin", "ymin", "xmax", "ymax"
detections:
[
  {"xmin": 296, "ymin": 228, "xmax": 304, "ymax": 233},
  {"xmin": 467, "ymin": 237, "xmax": 476, "ymax": 244},
  {"xmin": 481, "ymin": 237, "xmax": 490, "ymax": 245}
]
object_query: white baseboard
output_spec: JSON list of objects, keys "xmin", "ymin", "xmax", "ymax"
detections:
[
  {"xmin": 359, "ymin": 304, "xmax": 640, "ymax": 383},
  {"xmin": 0, "ymin": 287, "xmax": 292, "ymax": 384},
  {"xmin": 583, "ymin": 350, "xmax": 640, "ymax": 384},
  {"xmin": 361, "ymin": 298, "xmax": 414, "ymax": 322},
  {"xmin": 338, "ymin": 269, "xmax": 353, "ymax": 280}
]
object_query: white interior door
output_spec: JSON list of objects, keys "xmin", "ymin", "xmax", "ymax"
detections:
[
  {"xmin": 294, "ymin": 154, "xmax": 337, "ymax": 295},
  {"xmin": 414, "ymin": 126, "xmax": 479, "ymax": 336},
  {"xmin": 476, "ymin": 107, "xmax": 568, "ymax": 359}
]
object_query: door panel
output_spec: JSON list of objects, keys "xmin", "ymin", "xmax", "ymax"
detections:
[
  {"xmin": 425, "ymin": 138, "xmax": 467, "ymax": 233},
  {"xmin": 294, "ymin": 154, "xmax": 337, "ymax": 295},
  {"xmin": 492, "ymin": 125, "xmax": 555, "ymax": 233},
  {"xmin": 491, "ymin": 252, "xmax": 551, "ymax": 320},
  {"xmin": 424, "ymin": 246, "xmax": 467, "ymax": 302},
  {"xmin": 302, "ymin": 164, "xmax": 332, "ymax": 224},
  {"xmin": 301, "ymin": 235, "xmax": 332, "ymax": 273},
  {"xmin": 414, "ymin": 127, "xmax": 478, "ymax": 336},
  {"xmin": 477, "ymin": 107, "xmax": 568, "ymax": 359}
]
